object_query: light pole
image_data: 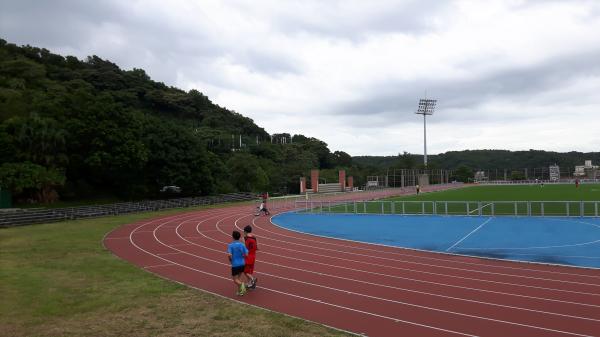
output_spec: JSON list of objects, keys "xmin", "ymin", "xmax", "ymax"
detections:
[{"xmin": 415, "ymin": 98, "xmax": 436, "ymax": 167}]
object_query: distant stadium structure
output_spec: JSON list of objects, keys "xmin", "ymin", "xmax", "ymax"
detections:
[
  {"xmin": 574, "ymin": 160, "xmax": 599, "ymax": 178},
  {"xmin": 300, "ymin": 170, "xmax": 353, "ymax": 194},
  {"xmin": 474, "ymin": 171, "xmax": 487, "ymax": 182},
  {"xmin": 549, "ymin": 164, "xmax": 560, "ymax": 182}
]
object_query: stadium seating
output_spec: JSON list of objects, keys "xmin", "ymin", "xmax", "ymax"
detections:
[{"xmin": 0, "ymin": 193, "xmax": 255, "ymax": 227}]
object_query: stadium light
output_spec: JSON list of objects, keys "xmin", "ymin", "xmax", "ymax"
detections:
[{"xmin": 415, "ymin": 98, "xmax": 437, "ymax": 167}]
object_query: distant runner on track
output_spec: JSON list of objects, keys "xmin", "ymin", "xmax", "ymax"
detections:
[
  {"xmin": 255, "ymin": 202, "xmax": 270, "ymax": 216},
  {"xmin": 255, "ymin": 192, "xmax": 270, "ymax": 216}
]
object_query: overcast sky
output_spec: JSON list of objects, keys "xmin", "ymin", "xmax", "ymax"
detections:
[{"xmin": 2, "ymin": 0, "xmax": 600, "ymax": 156}]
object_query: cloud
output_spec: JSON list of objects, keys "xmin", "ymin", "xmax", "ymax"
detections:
[{"xmin": 1, "ymin": 0, "xmax": 599, "ymax": 155}]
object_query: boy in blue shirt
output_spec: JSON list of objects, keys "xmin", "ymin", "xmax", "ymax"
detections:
[{"xmin": 227, "ymin": 230, "xmax": 249, "ymax": 296}]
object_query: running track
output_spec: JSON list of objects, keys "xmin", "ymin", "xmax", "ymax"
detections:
[{"xmin": 104, "ymin": 190, "xmax": 600, "ymax": 337}]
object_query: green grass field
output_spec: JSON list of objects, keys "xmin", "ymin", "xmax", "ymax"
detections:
[
  {"xmin": 392, "ymin": 183, "xmax": 600, "ymax": 202},
  {"xmin": 315, "ymin": 184, "xmax": 600, "ymax": 216},
  {"xmin": 0, "ymin": 206, "xmax": 350, "ymax": 337}
]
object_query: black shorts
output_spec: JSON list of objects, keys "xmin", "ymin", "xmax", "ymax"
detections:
[{"xmin": 231, "ymin": 265, "xmax": 245, "ymax": 276}]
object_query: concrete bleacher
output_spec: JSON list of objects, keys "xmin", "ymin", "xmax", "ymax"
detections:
[
  {"xmin": 0, "ymin": 192, "xmax": 255, "ymax": 228},
  {"xmin": 317, "ymin": 183, "xmax": 343, "ymax": 193}
]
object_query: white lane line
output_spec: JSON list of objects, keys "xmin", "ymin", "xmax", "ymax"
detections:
[
  {"xmin": 130, "ymin": 216, "xmax": 477, "ymax": 337},
  {"xmin": 114, "ymin": 207, "xmax": 600, "ymax": 310},
  {"xmin": 254, "ymin": 222, "xmax": 600, "ymax": 307},
  {"xmin": 170, "ymin": 243, "xmax": 195, "ymax": 247},
  {"xmin": 156, "ymin": 213, "xmax": 596, "ymax": 336},
  {"xmin": 118, "ymin": 197, "xmax": 600, "ymax": 335},
  {"xmin": 500, "ymin": 253, "xmax": 600, "ymax": 260},
  {"xmin": 447, "ymin": 218, "xmax": 493, "ymax": 252},
  {"xmin": 468, "ymin": 203, "xmax": 492, "ymax": 215},
  {"xmin": 257, "ymin": 218, "xmax": 600, "ymax": 298},
  {"xmin": 252, "ymin": 208, "xmax": 600, "ymax": 291},
  {"xmin": 194, "ymin": 215, "xmax": 600, "ymax": 322},
  {"xmin": 144, "ymin": 263, "xmax": 174, "ymax": 269},
  {"xmin": 258, "ymin": 215, "xmax": 600, "ymax": 280},
  {"xmin": 226, "ymin": 222, "xmax": 600, "ymax": 290},
  {"xmin": 253, "ymin": 220, "xmax": 600, "ymax": 287},
  {"xmin": 111, "ymin": 206, "xmax": 600, "ymax": 334},
  {"xmin": 157, "ymin": 252, "xmax": 183, "ymax": 256},
  {"xmin": 455, "ymin": 239, "xmax": 600, "ymax": 251}
]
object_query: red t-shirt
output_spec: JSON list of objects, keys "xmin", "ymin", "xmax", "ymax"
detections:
[{"xmin": 244, "ymin": 236, "xmax": 257, "ymax": 264}]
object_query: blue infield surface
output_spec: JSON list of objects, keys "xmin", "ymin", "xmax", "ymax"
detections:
[{"xmin": 272, "ymin": 213, "xmax": 600, "ymax": 269}]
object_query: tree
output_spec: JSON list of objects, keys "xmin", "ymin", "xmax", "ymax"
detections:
[
  {"xmin": 0, "ymin": 39, "xmax": 357, "ymax": 202},
  {"xmin": 3, "ymin": 114, "xmax": 68, "ymax": 167},
  {"xmin": 394, "ymin": 152, "xmax": 416, "ymax": 169},
  {"xmin": 511, "ymin": 170, "xmax": 526, "ymax": 181},
  {"xmin": 453, "ymin": 165, "xmax": 473, "ymax": 183},
  {"xmin": 226, "ymin": 153, "xmax": 269, "ymax": 192},
  {"xmin": 332, "ymin": 151, "xmax": 352, "ymax": 167},
  {"xmin": 0, "ymin": 162, "xmax": 65, "ymax": 203}
]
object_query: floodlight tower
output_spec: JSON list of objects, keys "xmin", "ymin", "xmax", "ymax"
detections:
[{"xmin": 415, "ymin": 98, "xmax": 437, "ymax": 167}]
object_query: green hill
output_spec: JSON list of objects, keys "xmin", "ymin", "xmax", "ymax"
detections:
[
  {"xmin": 354, "ymin": 149, "xmax": 600, "ymax": 171},
  {"xmin": 0, "ymin": 39, "xmax": 352, "ymax": 203}
]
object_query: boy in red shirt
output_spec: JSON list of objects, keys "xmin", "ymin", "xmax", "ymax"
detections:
[{"xmin": 243, "ymin": 225, "xmax": 258, "ymax": 289}]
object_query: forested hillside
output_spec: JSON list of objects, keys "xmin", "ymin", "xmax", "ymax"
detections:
[
  {"xmin": 354, "ymin": 150, "xmax": 600, "ymax": 171},
  {"xmin": 0, "ymin": 39, "xmax": 353, "ymax": 203},
  {"xmin": 2, "ymin": 39, "xmax": 597, "ymax": 204}
]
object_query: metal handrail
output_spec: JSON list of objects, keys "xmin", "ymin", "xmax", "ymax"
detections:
[{"xmin": 295, "ymin": 200, "xmax": 600, "ymax": 217}]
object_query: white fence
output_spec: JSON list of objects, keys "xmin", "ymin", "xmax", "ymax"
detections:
[
  {"xmin": 477, "ymin": 179, "xmax": 600, "ymax": 185},
  {"xmin": 267, "ymin": 184, "xmax": 465, "ymax": 211},
  {"xmin": 294, "ymin": 200, "xmax": 600, "ymax": 217}
]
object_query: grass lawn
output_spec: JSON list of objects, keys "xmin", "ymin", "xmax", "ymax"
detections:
[
  {"xmin": 0, "ymin": 206, "xmax": 351, "ymax": 337},
  {"xmin": 391, "ymin": 183, "xmax": 600, "ymax": 202},
  {"xmin": 315, "ymin": 184, "xmax": 600, "ymax": 216}
]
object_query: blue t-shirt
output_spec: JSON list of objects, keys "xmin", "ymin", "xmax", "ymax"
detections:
[{"xmin": 227, "ymin": 241, "xmax": 248, "ymax": 267}]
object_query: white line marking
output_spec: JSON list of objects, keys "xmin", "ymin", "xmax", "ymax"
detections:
[
  {"xmin": 105, "ymin": 202, "xmax": 600, "ymax": 337},
  {"xmin": 240, "ymin": 221, "xmax": 600, "ymax": 289},
  {"xmin": 502, "ymin": 252, "xmax": 600, "ymax": 260},
  {"xmin": 170, "ymin": 243, "xmax": 195, "ymax": 247},
  {"xmin": 184, "ymin": 215, "xmax": 600, "ymax": 322},
  {"xmin": 129, "ymin": 214, "xmax": 477, "ymax": 337},
  {"xmin": 152, "ymin": 213, "xmax": 596, "ymax": 336},
  {"xmin": 457, "ymin": 239, "xmax": 600, "ymax": 251},
  {"xmin": 144, "ymin": 263, "xmax": 174, "ymax": 269},
  {"xmin": 447, "ymin": 218, "xmax": 493, "ymax": 252},
  {"xmin": 226, "ymin": 215, "xmax": 600, "ymax": 308},
  {"xmin": 157, "ymin": 252, "xmax": 183, "ymax": 256},
  {"xmin": 261, "ymin": 214, "xmax": 600, "ymax": 278},
  {"xmin": 468, "ymin": 203, "xmax": 492, "ymax": 214},
  {"xmin": 251, "ymin": 211, "xmax": 600, "ymax": 296}
]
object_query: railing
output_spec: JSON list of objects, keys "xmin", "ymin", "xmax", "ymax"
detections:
[
  {"xmin": 477, "ymin": 179, "xmax": 600, "ymax": 185},
  {"xmin": 0, "ymin": 192, "xmax": 256, "ymax": 227},
  {"xmin": 268, "ymin": 184, "xmax": 464, "ymax": 211},
  {"xmin": 294, "ymin": 200, "xmax": 600, "ymax": 217}
]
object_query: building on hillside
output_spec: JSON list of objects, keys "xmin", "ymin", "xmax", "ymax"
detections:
[
  {"xmin": 549, "ymin": 164, "xmax": 560, "ymax": 182},
  {"xmin": 574, "ymin": 160, "xmax": 599, "ymax": 178},
  {"xmin": 474, "ymin": 171, "xmax": 487, "ymax": 182}
]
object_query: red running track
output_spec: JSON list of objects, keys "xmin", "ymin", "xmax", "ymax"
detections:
[{"xmin": 104, "ymin": 200, "xmax": 600, "ymax": 336}]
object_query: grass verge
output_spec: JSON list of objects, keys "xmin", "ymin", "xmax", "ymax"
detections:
[
  {"xmin": 0, "ymin": 206, "xmax": 351, "ymax": 337},
  {"xmin": 309, "ymin": 184, "xmax": 600, "ymax": 215},
  {"xmin": 390, "ymin": 183, "xmax": 600, "ymax": 201}
]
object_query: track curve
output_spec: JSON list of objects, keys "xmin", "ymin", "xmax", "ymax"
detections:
[{"xmin": 105, "ymin": 196, "xmax": 600, "ymax": 337}]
